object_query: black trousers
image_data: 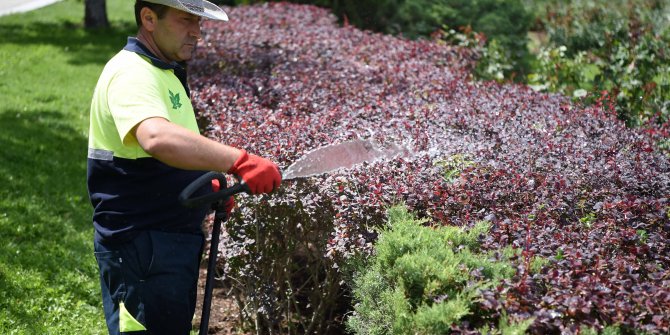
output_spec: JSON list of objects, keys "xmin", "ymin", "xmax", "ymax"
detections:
[{"xmin": 94, "ymin": 230, "xmax": 204, "ymax": 335}]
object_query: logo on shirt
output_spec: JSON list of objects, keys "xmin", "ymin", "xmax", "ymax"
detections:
[{"xmin": 169, "ymin": 90, "xmax": 182, "ymax": 110}]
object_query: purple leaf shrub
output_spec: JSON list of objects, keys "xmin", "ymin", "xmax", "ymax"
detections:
[{"xmin": 189, "ymin": 3, "xmax": 670, "ymax": 333}]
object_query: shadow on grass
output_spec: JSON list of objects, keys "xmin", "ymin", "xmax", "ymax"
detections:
[
  {"xmin": 0, "ymin": 109, "xmax": 87, "ymax": 207},
  {"xmin": 0, "ymin": 20, "xmax": 136, "ymax": 66},
  {"xmin": 0, "ymin": 110, "xmax": 98, "ymax": 331}
]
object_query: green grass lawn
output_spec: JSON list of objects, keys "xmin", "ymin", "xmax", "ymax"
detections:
[{"xmin": 0, "ymin": 1, "xmax": 135, "ymax": 333}]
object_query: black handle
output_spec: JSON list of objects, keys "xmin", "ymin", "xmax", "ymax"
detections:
[
  {"xmin": 199, "ymin": 211, "xmax": 224, "ymax": 335},
  {"xmin": 180, "ymin": 171, "xmax": 249, "ymax": 335},
  {"xmin": 179, "ymin": 171, "xmax": 249, "ymax": 208}
]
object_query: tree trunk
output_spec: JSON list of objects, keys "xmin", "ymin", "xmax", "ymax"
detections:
[{"xmin": 85, "ymin": 0, "xmax": 109, "ymax": 29}]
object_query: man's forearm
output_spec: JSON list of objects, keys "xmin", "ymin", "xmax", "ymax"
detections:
[{"xmin": 133, "ymin": 117, "xmax": 242, "ymax": 171}]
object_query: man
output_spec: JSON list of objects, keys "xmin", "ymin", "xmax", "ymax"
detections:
[{"xmin": 87, "ymin": 0, "xmax": 282, "ymax": 333}]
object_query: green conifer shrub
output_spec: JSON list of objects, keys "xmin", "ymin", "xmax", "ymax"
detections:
[{"xmin": 346, "ymin": 206, "xmax": 536, "ymax": 334}]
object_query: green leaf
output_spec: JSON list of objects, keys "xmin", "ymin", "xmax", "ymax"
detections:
[{"xmin": 573, "ymin": 89, "xmax": 588, "ymax": 98}]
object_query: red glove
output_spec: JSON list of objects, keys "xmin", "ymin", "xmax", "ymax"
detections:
[
  {"xmin": 212, "ymin": 179, "xmax": 235, "ymax": 217},
  {"xmin": 228, "ymin": 150, "xmax": 282, "ymax": 194},
  {"xmin": 222, "ymin": 196, "xmax": 235, "ymax": 217}
]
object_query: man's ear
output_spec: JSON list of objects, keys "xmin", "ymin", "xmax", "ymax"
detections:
[{"xmin": 140, "ymin": 7, "xmax": 158, "ymax": 32}]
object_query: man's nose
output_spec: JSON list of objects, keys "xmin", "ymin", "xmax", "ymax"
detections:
[{"xmin": 190, "ymin": 25, "xmax": 202, "ymax": 40}]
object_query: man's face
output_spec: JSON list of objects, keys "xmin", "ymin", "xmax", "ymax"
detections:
[{"xmin": 153, "ymin": 8, "xmax": 201, "ymax": 62}]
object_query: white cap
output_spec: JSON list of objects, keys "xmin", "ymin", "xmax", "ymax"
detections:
[{"xmin": 144, "ymin": 0, "xmax": 228, "ymax": 21}]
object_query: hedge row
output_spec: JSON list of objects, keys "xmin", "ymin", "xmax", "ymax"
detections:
[{"xmin": 190, "ymin": 3, "xmax": 670, "ymax": 333}]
